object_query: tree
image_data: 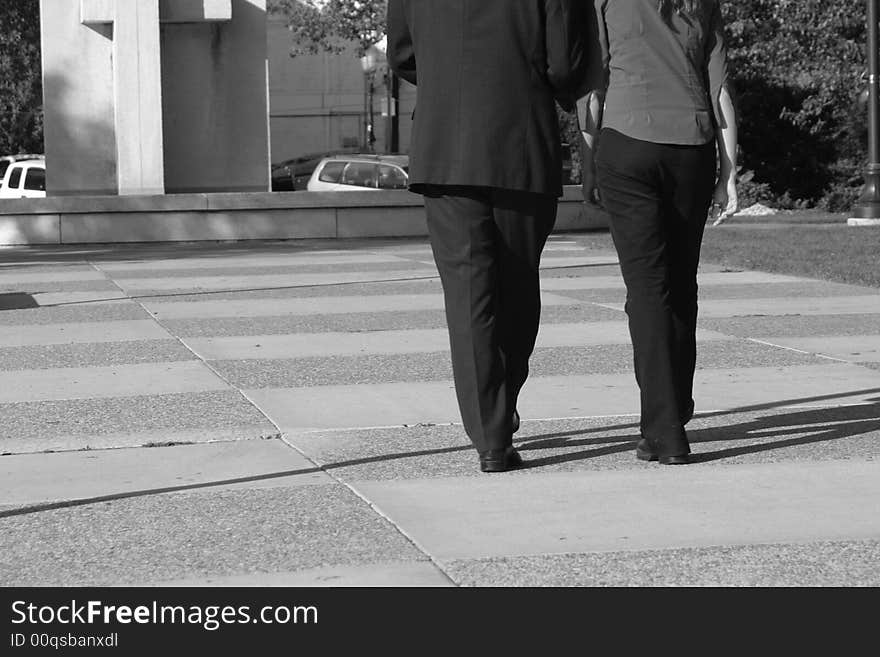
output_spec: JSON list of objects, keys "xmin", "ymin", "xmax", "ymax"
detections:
[
  {"xmin": 269, "ymin": 0, "xmax": 387, "ymax": 57},
  {"xmin": 0, "ymin": 0, "xmax": 43, "ymax": 155},
  {"xmin": 722, "ymin": 0, "xmax": 866, "ymax": 208}
]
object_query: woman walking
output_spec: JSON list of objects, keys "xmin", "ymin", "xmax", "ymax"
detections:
[{"xmin": 579, "ymin": 0, "xmax": 738, "ymax": 464}]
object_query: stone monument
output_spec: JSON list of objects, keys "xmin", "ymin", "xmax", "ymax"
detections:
[{"xmin": 39, "ymin": 0, "xmax": 270, "ymax": 196}]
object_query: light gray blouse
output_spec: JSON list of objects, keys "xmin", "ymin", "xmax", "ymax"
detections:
[{"xmin": 590, "ymin": 0, "xmax": 729, "ymax": 145}]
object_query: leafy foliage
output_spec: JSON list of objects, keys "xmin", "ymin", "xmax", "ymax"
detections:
[
  {"xmin": 270, "ymin": 0, "xmax": 388, "ymax": 56},
  {"xmin": 722, "ymin": 0, "xmax": 867, "ymax": 207},
  {"xmin": 0, "ymin": 0, "xmax": 43, "ymax": 154}
]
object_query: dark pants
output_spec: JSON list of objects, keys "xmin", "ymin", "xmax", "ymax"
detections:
[
  {"xmin": 421, "ymin": 185, "xmax": 557, "ymax": 454},
  {"xmin": 596, "ymin": 128, "xmax": 716, "ymax": 457}
]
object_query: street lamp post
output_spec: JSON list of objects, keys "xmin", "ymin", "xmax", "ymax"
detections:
[
  {"xmin": 850, "ymin": 0, "xmax": 880, "ymax": 225},
  {"xmin": 361, "ymin": 42, "xmax": 385, "ymax": 154},
  {"xmin": 384, "ymin": 68, "xmax": 399, "ymax": 153}
]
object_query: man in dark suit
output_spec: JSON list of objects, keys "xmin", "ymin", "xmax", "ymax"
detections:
[{"xmin": 387, "ymin": 0, "xmax": 590, "ymax": 472}]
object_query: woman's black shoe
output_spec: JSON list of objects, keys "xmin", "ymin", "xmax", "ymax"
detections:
[
  {"xmin": 480, "ymin": 446, "xmax": 523, "ymax": 472},
  {"xmin": 635, "ymin": 438, "xmax": 689, "ymax": 465}
]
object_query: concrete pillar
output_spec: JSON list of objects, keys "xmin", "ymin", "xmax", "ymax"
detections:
[
  {"xmin": 160, "ymin": 0, "xmax": 270, "ymax": 194},
  {"xmin": 40, "ymin": 0, "xmax": 268, "ymax": 197},
  {"xmin": 40, "ymin": 0, "xmax": 117, "ymax": 196},
  {"xmin": 82, "ymin": 0, "xmax": 166, "ymax": 195}
]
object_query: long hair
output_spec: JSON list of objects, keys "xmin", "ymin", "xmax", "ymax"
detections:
[{"xmin": 658, "ymin": 0, "xmax": 705, "ymax": 22}]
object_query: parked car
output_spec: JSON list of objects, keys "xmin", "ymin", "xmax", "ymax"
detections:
[
  {"xmin": 0, "ymin": 154, "xmax": 42, "ymax": 182},
  {"xmin": 0, "ymin": 157, "xmax": 46, "ymax": 199},
  {"xmin": 271, "ymin": 150, "xmax": 360, "ymax": 191},
  {"xmin": 306, "ymin": 154, "xmax": 409, "ymax": 192}
]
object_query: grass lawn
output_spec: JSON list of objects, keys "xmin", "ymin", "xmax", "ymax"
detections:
[
  {"xmin": 573, "ymin": 216, "xmax": 880, "ymax": 288},
  {"xmin": 700, "ymin": 223, "xmax": 880, "ymax": 288}
]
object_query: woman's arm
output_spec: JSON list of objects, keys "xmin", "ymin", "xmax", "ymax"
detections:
[
  {"xmin": 705, "ymin": 0, "xmax": 737, "ymax": 225},
  {"xmin": 576, "ymin": 0, "xmax": 608, "ymax": 205},
  {"xmin": 711, "ymin": 83, "xmax": 738, "ymax": 225},
  {"xmin": 577, "ymin": 90, "xmax": 604, "ymax": 204}
]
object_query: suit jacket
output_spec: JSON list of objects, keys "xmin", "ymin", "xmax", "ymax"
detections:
[{"xmin": 387, "ymin": 0, "xmax": 591, "ymax": 197}]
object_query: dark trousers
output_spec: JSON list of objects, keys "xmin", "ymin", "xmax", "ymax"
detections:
[
  {"xmin": 596, "ymin": 128, "xmax": 716, "ymax": 456},
  {"xmin": 421, "ymin": 185, "xmax": 557, "ymax": 454}
]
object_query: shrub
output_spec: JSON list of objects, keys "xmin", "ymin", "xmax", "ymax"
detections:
[{"xmin": 723, "ymin": 0, "xmax": 866, "ymax": 209}]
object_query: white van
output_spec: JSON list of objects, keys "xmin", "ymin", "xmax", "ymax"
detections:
[
  {"xmin": 306, "ymin": 154, "xmax": 409, "ymax": 192},
  {"xmin": 0, "ymin": 158, "xmax": 46, "ymax": 199}
]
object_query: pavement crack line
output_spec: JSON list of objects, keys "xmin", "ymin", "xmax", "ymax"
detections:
[
  {"xmin": 745, "ymin": 337, "xmax": 853, "ymax": 363},
  {"xmin": 277, "ymin": 434, "xmax": 462, "ymax": 587},
  {"xmin": 86, "ymin": 259, "xmax": 461, "ymax": 586},
  {"xmin": 86, "ymin": 260, "xmax": 284, "ymax": 442}
]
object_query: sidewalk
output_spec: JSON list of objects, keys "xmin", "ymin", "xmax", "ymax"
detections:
[{"xmin": 1, "ymin": 234, "xmax": 879, "ymax": 586}]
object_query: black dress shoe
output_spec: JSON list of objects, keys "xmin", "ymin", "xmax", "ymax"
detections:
[
  {"xmin": 635, "ymin": 438, "xmax": 689, "ymax": 465},
  {"xmin": 479, "ymin": 446, "xmax": 523, "ymax": 472},
  {"xmin": 512, "ymin": 409, "xmax": 520, "ymax": 434}
]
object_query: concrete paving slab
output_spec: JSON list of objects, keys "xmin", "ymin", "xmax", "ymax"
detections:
[
  {"xmin": 0, "ymin": 269, "xmax": 106, "ymax": 285},
  {"xmin": 699, "ymin": 314, "xmax": 880, "ymax": 339},
  {"xmin": 0, "ymin": 262, "xmax": 90, "ymax": 271},
  {"xmin": 538, "ymin": 256, "xmax": 619, "ymax": 269},
  {"xmin": 154, "ymin": 560, "xmax": 453, "ymax": 587},
  {"xmin": 555, "ymin": 283, "xmax": 877, "ymax": 305},
  {"xmin": 109, "ymin": 261, "xmax": 434, "ymax": 281},
  {"xmin": 0, "ymin": 319, "xmax": 170, "ymax": 346},
  {"xmin": 444, "ymin": 539, "xmax": 880, "ymax": 586},
  {"xmin": 693, "ymin": 282, "xmax": 876, "ymax": 300},
  {"xmin": 0, "ymin": 439, "xmax": 329, "ymax": 506},
  {"xmin": 160, "ymin": 304, "xmax": 625, "ymax": 338},
  {"xmin": 0, "ymin": 302, "xmax": 150, "ymax": 325},
  {"xmin": 0, "ymin": 361, "xmax": 230, "ymax": 403},
  {"xmin": 541, "ymin": 271, "xmax": 805, "ymax": 289},
  {"xmin": 144, "ymin": 292, "xmax": 578, "ymax": 320},
  {"xmin": 386, "ymin": 243, "xmax": 584, "ymax": 258},
  {"xmin": 0, "ymin": 426, "xmax": 281, "ymax": 455},
  {"xmin": 757, "ymin": 335, "xmax": 880, "ymax": 363},
  {"xmin": 183, "ymin": 323, "xmax": 731, "ymax": 360},
  {"xmin": 97, "ymin": 253, "xmax": 410, "ymax": 271},
  {"xmin": 0, "ymin": 390, "xmax": 278, "ymax": 453},
  {"xmin": 0, "ymin": 281, "xmax": 121, "ymax": 295},
  {"xmin": 33, "ymin": 290, "xmax": 128, "ymax": 306},
  {"xmin": 0, "ymin": 339, "xmax": 196, "ymax": 371},
  {"xmin": 610, "ymin": 296, "xmax": 880, "ymax": 318},
  {"xmin": 116, "ymin": 269, "xmax": 440, "ymax": 293},
  {"xmin": 352, "ymin": 460, "xmax": 880, "ymax": 560},
  {"xmin": 212, "ymin": 340, "xmax": 821, "ymax": 389},
  {"xmin": 526, "ymin": 340, "xmax": 822, "ymax": 377},
  {"xmin": 246, "ymin": 363, "xmax": 880, "ymax": 431},
  {"xmin": 136, "ymin": 278, "xmax": 446, "ymax": 302},
  {"xmin": 0, "ymin": 485, "xmax": 425, "ymax": 586}
]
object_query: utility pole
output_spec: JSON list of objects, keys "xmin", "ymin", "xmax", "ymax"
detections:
[
  {"xmin": 384, "ymin": 70, "xmax": 399, "ymax": 153},
  {"xmin": 850, "ymin": 0, "xmax": 880, "ymax": 225}
]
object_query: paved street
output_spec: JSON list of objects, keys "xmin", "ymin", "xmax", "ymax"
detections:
[{"xmin": 0, "ymin": 233, "xmax": 879, "ymax": 586}]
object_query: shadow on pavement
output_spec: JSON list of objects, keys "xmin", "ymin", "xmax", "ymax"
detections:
[
  {"xmin": 0, "ymin": 292, "xmax": 38, "ymax": 310},
  {"xmin": 3, "ymin": 390, "xmax": 879, "ymax": 518}
]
